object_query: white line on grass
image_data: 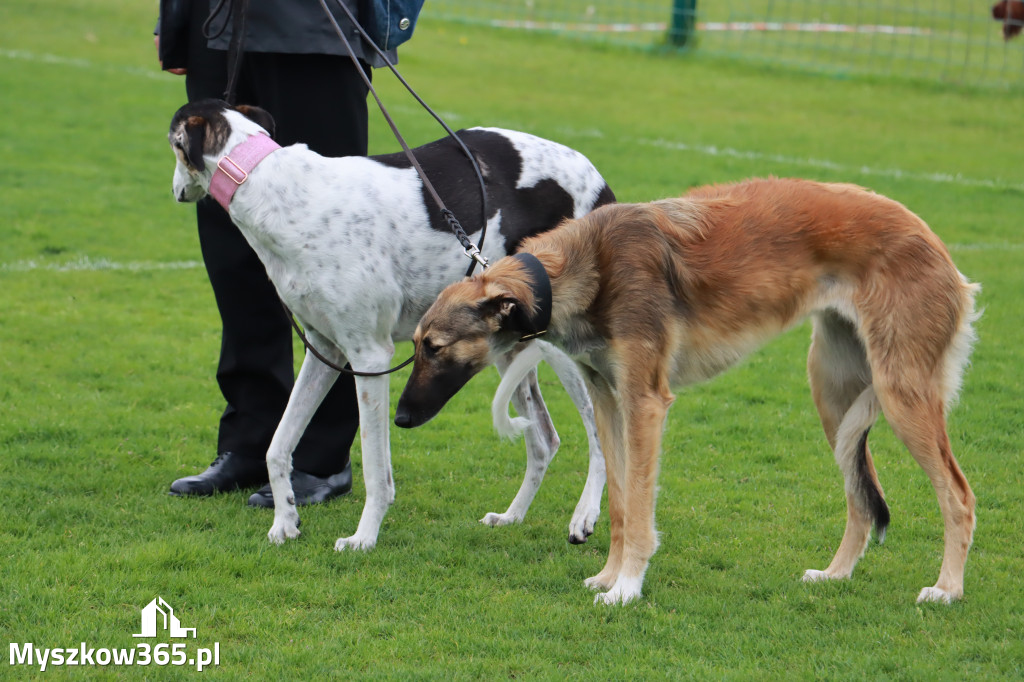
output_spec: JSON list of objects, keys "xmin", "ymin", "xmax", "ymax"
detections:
[
  {"xmin": 4, "ymin": 49, "xmax": 1022, "ymax": 200},
  {"xmin": 6, "ymin": 47, "xmax": 1021, "ymax": 192},
  {"xmin": 632, "ymin": 137, "xmax": 1024, "ymax": 192},
  {"xmin": 0, "ymin": 257, "xmax": 203, "ymax": 273},
  {"xmin": 0, "ymin": 243, "xmax": 1018, "ymax": 276},
  {"xmin": 1, "ymin": 48, "xmax": 169, "ymax": 81}
]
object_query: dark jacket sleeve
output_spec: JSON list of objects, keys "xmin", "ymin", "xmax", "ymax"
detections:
[{"xmin": 156, "ymin": 0, "xmax": 193, "ymax": 70}]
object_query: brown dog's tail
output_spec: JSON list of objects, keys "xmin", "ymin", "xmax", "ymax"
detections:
[
  {"xmin": 854, "ymin": 427, "xmax": 890, "ymax": 543},
  {"xmin": 836, "ymin": 387, "xmax": 889, "ymax": 543}
]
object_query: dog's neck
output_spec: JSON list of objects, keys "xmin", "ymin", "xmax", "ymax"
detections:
[
  {"xmin": 208, "ymin": 133, "xmax": 281, "ymax": 211},
  {"xmin": 485, "ymin": 244, "xmax": 598, "ymax": 346}
]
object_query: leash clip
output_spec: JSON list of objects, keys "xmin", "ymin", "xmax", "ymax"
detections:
[{"xmin": 464, "ymin": 244, "xmax": 489, "ymax": 270}]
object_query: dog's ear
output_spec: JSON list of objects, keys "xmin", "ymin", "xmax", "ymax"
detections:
[
  {"xmin": 234, "ymin": 105, "xmax": 276, "ymax": 138},
  {"xmin": 481, "ymin": 296, "xmax": 533, "ymax": 336},
  {"xmin": 179, "ymin": 115, "xmax": 208, "ymax": 172}
]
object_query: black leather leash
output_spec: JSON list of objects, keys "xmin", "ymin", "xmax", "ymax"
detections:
[{"xmin": 281, "ymin": 300, "xmax": 416, "ymax": 377}]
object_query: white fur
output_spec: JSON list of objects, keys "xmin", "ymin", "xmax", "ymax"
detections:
[
  {"xmin": 917, "ymin": 586, "xmax": 954, "ymax": 604},
  {"xmin": 592, "ymin": 574, "xmax": 645, "ymax": 606},
  {"xmin": 171, "ymin": 107, "xmax": 608, "ymax": 551}
]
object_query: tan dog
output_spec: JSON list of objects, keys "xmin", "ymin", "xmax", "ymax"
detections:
[{"xmin": 395, "ymin": 178, "xmax": 979, "ymax": 605}]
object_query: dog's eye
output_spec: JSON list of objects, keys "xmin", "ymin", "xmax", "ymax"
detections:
[{"xmin": 421, "ymin": 338, "xmax": 441, "ymax": 357}]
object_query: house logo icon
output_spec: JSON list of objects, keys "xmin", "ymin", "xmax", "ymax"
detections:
[{"xmin": 132, "ymin": 597, "xmax": 197, "ymax": 638}]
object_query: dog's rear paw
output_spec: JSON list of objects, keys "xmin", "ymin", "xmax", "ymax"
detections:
[
  {"xmin": 917, "ymin": 586, "xmax": 958, "ymax": 604},
  {"xmin": 479, "ymin": 511, "xmax": 522, "ymax": 527},
  {"xmin": 268, "ymin": 521, "xmax": 301, "ymax": 545},
  {"xmin": 567, "ymin": 513, "xmax": 597, "ymax": 544},
  {"xmin": 334, "ymin": 534, "xmax": 376, "ymax": 552}
]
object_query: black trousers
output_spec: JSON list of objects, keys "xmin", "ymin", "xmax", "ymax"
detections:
[{"xmin": 182, "ymin": 7, "xmax": 366, "ymax": 476}]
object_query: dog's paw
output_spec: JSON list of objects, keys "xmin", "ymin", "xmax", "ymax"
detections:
[
  {"xmin": 592, "ymin": 577, "xmax": 643, "ymax": 606},
  {"xmin": 567, "ymin": 511, "xmax": 598, "ymax": 544},
  {"xmin": 568, "ymin": 530, "xmax": 590, "ymax": 544},
  {"xmin": 802, "ymin": 568, "xmax": 852, "ymax": 583},
  {"xmin": 801, "ymin": 569, "xmax": 832, "ymax": 583},
  {"xmin": 334, "ymin": 534, "xmax": 377, "ymax": 552},
  {"xmin": 480, "ymin": 511, "xmax": 522, "ymax": 527},
  {"xmin": 583, "ymin": 571, "xmax": 616, "ymax": 592},
  {"xmin": 916, "ymin": 586, "xmax": 958, "ymax": 604},
  {"xmin": 267, "ymin": 520, "xmax": 301, "ymax": 545}
]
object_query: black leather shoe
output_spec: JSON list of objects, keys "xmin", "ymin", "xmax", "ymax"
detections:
[
  {"xmin": 247, "ymin": 462, "xmax": 352, "ymax": 508},
  {"xmin": 169, "ymin": 452, "xmax": 269, "ymax": 496}
]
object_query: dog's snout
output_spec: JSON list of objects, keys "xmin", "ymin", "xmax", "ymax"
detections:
[{"xmin": 394, "ymin": 407, "xmax": 413, "ymax": 429}]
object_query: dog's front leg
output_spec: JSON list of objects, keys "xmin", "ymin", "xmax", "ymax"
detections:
[
  {"xmin": 266, "ymin": 346, "xmax": 341, "ymax": 544},
  {"xmin": 335, "ymin": 368, "xmax": 394, "ymax": 552},
  {"xmin": 582, "ymin": 374, "xmax": 626, "ymax": 594},
  {"xmin": 593, "ymin": 377, "xmax": 673, "ymax": 606}
]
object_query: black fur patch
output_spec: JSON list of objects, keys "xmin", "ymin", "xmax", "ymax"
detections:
[{"xmin": 372, "ymin": 129, "xmax": 613, "ymax": 256}]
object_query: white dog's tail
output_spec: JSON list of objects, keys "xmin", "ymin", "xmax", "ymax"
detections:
[{"xmin": 492, "ymin": 342, "xmax": 545, "ymax": 439}]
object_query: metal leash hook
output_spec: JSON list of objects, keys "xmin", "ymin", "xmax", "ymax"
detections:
[
  {"xmin": 441, "ymin": 208, "xmax": 489, "ymax": 270},
  {"xmin": 465, "ymin": 246, "xmax": 489, "ymax": 270}
]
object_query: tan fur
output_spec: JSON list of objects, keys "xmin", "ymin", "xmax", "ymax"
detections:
[{"xmin": 402, "ymin": 178, "xmax": 979, "ymax": 604}]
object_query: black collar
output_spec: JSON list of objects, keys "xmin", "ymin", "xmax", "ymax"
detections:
[{"xmin": 511, "ymin": 252, "xmax": 552, "ymax": 341}]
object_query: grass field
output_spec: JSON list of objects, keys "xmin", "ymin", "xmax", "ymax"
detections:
[
  {"xmin": 427, "ymin": 0, "xmax": 1024, "ymax": 88},
  {"xmin": 2, "ymin": 0, "xmax": 1023, "ymax": 678}
]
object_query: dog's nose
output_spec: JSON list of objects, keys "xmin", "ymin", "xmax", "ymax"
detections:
[{"xmin": 394, "ymin": 408, "xmax": 412, "ymax": 429}]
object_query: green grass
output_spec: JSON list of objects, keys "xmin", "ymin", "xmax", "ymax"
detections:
[{"xmin": 2, "ymin": 0, "xmax": 1024, "ymax": 678}]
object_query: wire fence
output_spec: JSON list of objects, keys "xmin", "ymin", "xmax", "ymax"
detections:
[{"xmin": 423, "ymin": 1, "xmax": 1024, "ymax": 88}]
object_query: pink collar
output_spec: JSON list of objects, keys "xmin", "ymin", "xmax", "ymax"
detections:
[{"xmin": 209, "ymin": 133, "xmax": 281, "ymax": 210}]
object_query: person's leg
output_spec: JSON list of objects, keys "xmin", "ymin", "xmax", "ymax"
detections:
[{"xmin": 170, "ymin": 7, "xmax": 288, "ymax": 494}]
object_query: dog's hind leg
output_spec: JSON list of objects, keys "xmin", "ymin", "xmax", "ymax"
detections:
[
  {"xmin": 537, "ymin": 342, "xmax": 606, "ymax": 544},
  {"xmin": 267, "ymin": 343, "xmax": 341, "ymax": 545},
  {"xmin": 877, "ymin": 384, "xmax": 975, "ymax": 604},
  {"xmin": 803, "ymin": 312, "xmax": 887, "ymax": 583},
  {"xmin": 488, "ymin": 342, "xmax": 606, "ymax": 542},
  {"xmin": 850, "ymin": 271, "xmax": 975, "ymax": 603},
  {"xmin": 481, "ymin": 345, "xmax": 560, "ymax": 529}
]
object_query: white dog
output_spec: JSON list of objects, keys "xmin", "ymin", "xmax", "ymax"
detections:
[{"xmin": 168, "ymin": 99, "xmax": 613, "ymax": 550}]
